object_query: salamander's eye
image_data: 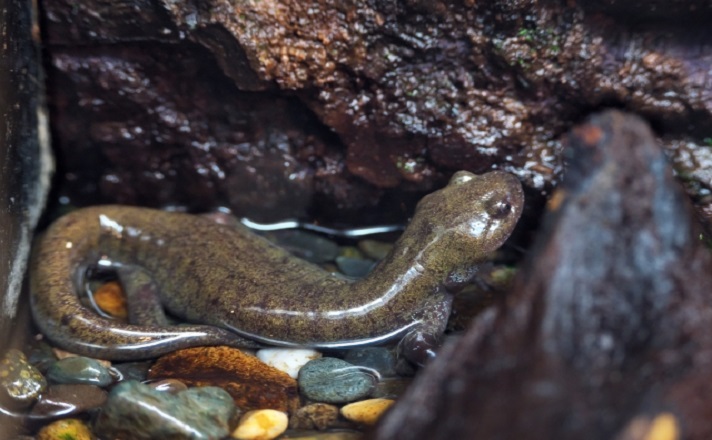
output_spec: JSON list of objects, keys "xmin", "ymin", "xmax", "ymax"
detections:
[{"xmin": 485, "ymin": 197, "xmax": 514, "ymax": 219}]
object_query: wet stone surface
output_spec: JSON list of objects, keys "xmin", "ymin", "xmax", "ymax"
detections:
[
  {"xmin": 148, "ymin": 346, "xmax": 300, "ymax": 413},
  {"xmin": 94, "ymin": 380, "xmax": 236, "ymax": 440},
  {"xmin": 46, "ymin": 356, "xmax": 113, "ymax": 387},
  {"xmin": 29, "ymin": 383, "xmax": 107, "ymax": 419},
  {"xmin": 298, "ymin": 358, "xmax": 377, "ymax": 404},
  {"xmin": 0, "ymin": 349, "xmax": 47, "ymax": 409}
]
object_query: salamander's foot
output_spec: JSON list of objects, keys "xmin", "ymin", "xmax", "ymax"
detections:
[{"xmin": 397, "ymin": 328, "xmax": 441, "ymax": 368}]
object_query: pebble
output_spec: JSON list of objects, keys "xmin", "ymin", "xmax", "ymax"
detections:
[
  {"xmin": 232, "ymin": 409, "xmax": 289, "ymax": 440},
  {"xmin": 0, "ymin": 348, "xmax": 47, "ymax": 408},
  {"xmin": 36, "ymin": 418, "xmax": 94, "ymax": 440},
  {"xmin": 298, "ymin": 358, "xmax": 376, "ymax": 404},
  {"xmin": 111, "ymin": 360, "xmax": 152, "ymax": 382},
  {"xmin": 335, "ymin": 256, "xmax": 376, "ymax": 278},
  {"xmin": 358, "ymin": 239, "xmax": 393, "ymax": 260},
  {"xmin": 148, "ymin": 346, "xmax": 300, "ymax": 412},
  {"xmin": 25, "ymin": 340, "xmax": 58, "ymax": 373},
  {"xmin": 29, "ymin": 384, "xmax": 108, "ymax": 419},
  {"xmin": 289, "ymin": 403, "xmax": 340, "ymax": 430},
  {"xmin": 270, "ymin": 230, "xmax": 339, "ymax": 263},
  {"xmin": 256, "ymin": 348, "xmax": 322, "ymax": 379},
  {"xmin": 149, "ymin": 378, "xmax": 189, "ymax": 394},
  {"xmin": 340, "ymin": 398, "xmax": 395, "ymax": 425},
  {"xmin": 343, "ymin": 347, "xmax": 397, "ymax": 378},
  {"xmin": 47, "ymin": 356, "xmax": 113, "ymax": 387},
  {"xmin": 94, "ymin": 380, "xmax": 235, "ymax": 440},
  {"xmin": 92, "ymin": 280, "xmax": 128, "ymax": 319}
]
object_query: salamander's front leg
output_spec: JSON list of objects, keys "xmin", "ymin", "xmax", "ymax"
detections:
[{"xmin": 397, "ymin": 292, "xmax": 454, "ymax": 367}]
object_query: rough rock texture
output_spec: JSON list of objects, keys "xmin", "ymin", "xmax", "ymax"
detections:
[
  {"xmin": 41, "ymin": 1, "xmax": 712, "ymax": 222},
  {"xmin": 372, "ymin": 111, "xmax": 712, "ymax": 439}
]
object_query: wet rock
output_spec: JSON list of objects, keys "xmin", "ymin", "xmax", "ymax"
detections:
[
  {"xmin": 374, "ymin": 111, "xmax": 712, "ymax": 439},
  {"xmin": 232, "ymin": 409, "xmax": 289, "ymax": 440},
  {"xmin": 256, "ymin": 348, "xmax": 322, "ymax": 379},
  {"xmin": 269, "ymin": 230, "xmax": 339, "ymax": 264},
  {"xmin": 25, "ymin": 341, "xmax": 58, "ymax": 374},
  {"xmin": 0, "ymin": 349, "xmax": 47, "ymax": 409},
  {"xmin": 341, "ymin": 399, "xmax": 395, "ymax": 426},
  {"xmin": 335, "ymin": 256, "xmax": 376, "ymax": 278},
  {"xmin": 29, "ymin": 384, "xmax": 107, "ymax": 419},
  {"xmin": 357, "ymin": 240, "xmax": 393, "ymax": 261},
  {"xmin": 36, "ymin": 418, "xmax": 94, "ymax": 440},
  {"xmin": 298, "ymin": 358, "xmax": 376, "ymax": 404},
  {"xmin": 343, "ymin": 348, "xmax": 397, "ymax": 379},
  {"xmin": 94, "ymin": 380, "xmax": 235, "ymax": 440},
  {"xmin": 148, "ymin": 346, "xmax": 300, "ymax": 412},
  {"xmin": 92, "ymin": 281, "xmax": 127, "ymax": 319},
  {"xmin": 149, "ymin": 378, "xmax": 189, "ymax": 394},
  {"xmin": 289, "ymin": 403, "xmax": 341, "ymax": 431},
  {"xmin": 46, "ymin": 356, "xmax": 113, "ymax": 387},
  {"xmin": 111, "ymin": 361, "xmax": 152, "ymax": 382}
]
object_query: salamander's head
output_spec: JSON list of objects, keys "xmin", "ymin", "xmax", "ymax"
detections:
[{"xmin": 407, "ymin": 170, "xmax": 524, "ymax": 270}]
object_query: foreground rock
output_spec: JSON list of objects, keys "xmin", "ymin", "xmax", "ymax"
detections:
[
  {"xmin": 94, "ymin": 380, "xmax": 235, "ymax": 440},
  {"xmin": 374, "ymin": 110, "xmax": 712, "ymax": 439}
]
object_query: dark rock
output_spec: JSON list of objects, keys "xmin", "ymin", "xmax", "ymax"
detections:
[
  {"xmin": 373, "ymin": 111, "xmax": 712, "ymax": 439},
  {"xmin": 94, "ymin": 380, "xmax": 236, "ymax": 440},
  {"xmin": 112, "ymin": 361, "xmax": 152, "ymax": 382},
  {"xmin": 46, "ymin": 356, "xmax": 113, "ymax": 387},
  {"xmin": 41, "ymin": 0, "xmax": 712, "ymax": 224},
  {"xmin": 29, "ymin": 384, "xmax": 108, "ymax": 419},
  {"xmin": 298, "ymin": 358, "xmax": 376, "ymax": 404}
]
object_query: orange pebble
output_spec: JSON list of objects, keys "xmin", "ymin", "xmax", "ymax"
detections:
[{"xmin": 93, "ymin": 281, "xmax": 128, "ymax": 319}]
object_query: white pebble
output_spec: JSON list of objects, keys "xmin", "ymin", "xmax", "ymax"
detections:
[
  {"xmin": 256, "ymin": 348, "xmax": 322, "ymax": 378},
  {"xmin": 232, "ymin": 409, "xmax": 288, "ymax": 440}
]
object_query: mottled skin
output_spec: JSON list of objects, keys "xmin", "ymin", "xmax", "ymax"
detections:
[{"xmin": 30, "ymin": 171, "xmax": 523, "ymax": 361}]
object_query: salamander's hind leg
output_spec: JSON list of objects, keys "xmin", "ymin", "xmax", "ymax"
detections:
[
  {"xmin": 116, "ymin": 265, "xmax": 262, "ymax": 349},
  {"xmin": 397, "ymin": 292, "xmax": 454, "ymax": 367},
  {"xmin": 116, "ymin": 265, "xmax": 169, "ymax": 326}
]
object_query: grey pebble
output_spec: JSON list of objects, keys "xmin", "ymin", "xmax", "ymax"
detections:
[
  {"xmin": 46, "ymin": 356, "xmax": 113, "ymax": 387},
  {"xmin": 94, "ymin": 380, "xmax": 235, "ymax": 440},
  {"xmin": 298, "ymin": 358, "xmax": 376, "ymax": 404}
]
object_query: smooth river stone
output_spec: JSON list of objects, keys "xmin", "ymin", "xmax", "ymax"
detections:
[
  {"xmin": 46, "ymin": 356, "xmax": 113, "ymax": 387},
  {"xmin": 30, "ymin": 384, "xmax": 107, "ymax": 419},
  {"xmin": 0, "ymin": 349, "xmax": 47, "ymax": 408},
  {"xmin": 298, "ymin": 358, "xmax": 376, "ymax": 404},
  {"xmin": 94, "ymin": 380, "xmax": 235, "ymax": 440}
]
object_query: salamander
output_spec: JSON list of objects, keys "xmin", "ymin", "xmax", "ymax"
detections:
[{"xmin": 29, "ymin": 170, "xmax": 523, "ymax": 364}]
